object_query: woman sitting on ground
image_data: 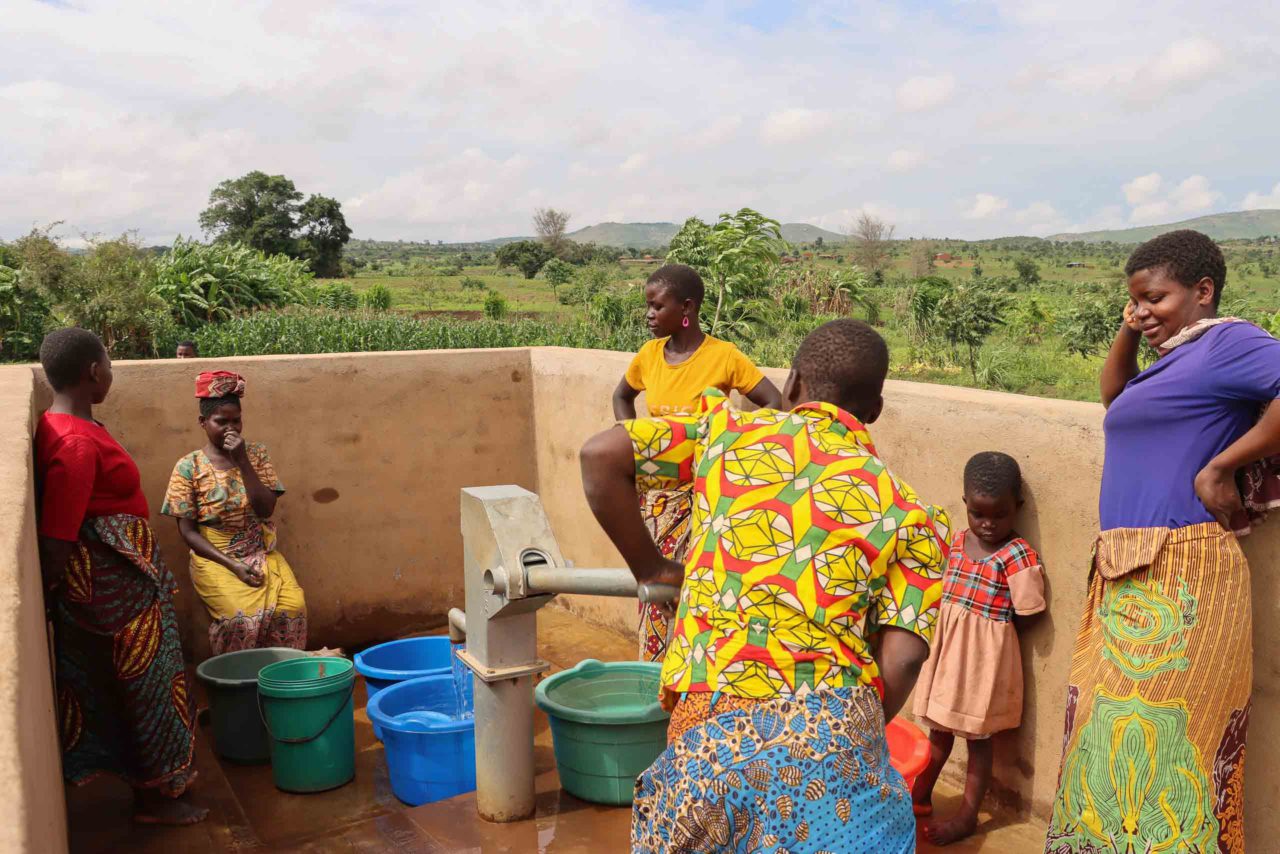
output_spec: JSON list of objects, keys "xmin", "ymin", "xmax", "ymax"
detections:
[
  {"xmin": 162, "ymin": 371, "xmax": 307, "ymax": 656},
  {"xmin": 612, "ymin": 263, "xmax": 781, "ymax": 662},
  {"xmin": 34, "ymin": 328, "xmax": 205, "ymax": 825}
]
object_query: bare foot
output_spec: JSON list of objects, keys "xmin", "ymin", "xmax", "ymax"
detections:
[
  {"xmin": 924, "ymin": 811, "xmax": 978, "ymax": 846},
  {"xmin": 134, "ymin": 791, "xmax": 209, "ymax": 826}
]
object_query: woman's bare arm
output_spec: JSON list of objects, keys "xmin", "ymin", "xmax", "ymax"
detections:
[
  {"xmin": 612, "ymin": 378, "xmax": 640, "ymax": 421},
  {"xmin": 745, "ymin": 378, "xmax": 782, "ymax": 410}
]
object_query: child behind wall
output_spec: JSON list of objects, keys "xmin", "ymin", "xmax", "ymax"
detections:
[{"xmin": 910, "ymin": 451, "xmax": 1046, "ymax": 846}]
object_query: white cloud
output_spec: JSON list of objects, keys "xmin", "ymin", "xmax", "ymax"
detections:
[
  {"xmin": 1242, "ymin": 182, "xmax": 1280, "ymax": 210},
  {"xmin": 688, "ymin": 116, "xmax": 743, "ymax": 149},
  {"xmin": 619, "ymin": 153, "xmax": 649, "ymax": 173},
  {"xmin": 1123, "ymin": 173, "xmax": 1163, "ymax": 205},
  {"xmin": 895, "ymin": 74, "xmax": 955, "ymax": 112},
  {"xmin": 1146, "ymin": 37, "xmax": 1225, "ymax": 87},
  {"xmin": 962, "ymin": 193, "xmax": 1010, "ymax": 219},
  {"xmin": 0, "ymin": 2, "xmax": 1274, "ymax": 243},
  {"xmin": 1125, "ymin": 174, "xmax": 1220, "ymax": 224},
  {"xmin": 1050, "ymin": 37, "xmax": 1226, "ymax": 104},
  {"xmin": 759, "ymin": 109, "xmax": 834, "ymax": 145},
  {"xmin": 887, "ymin": 149, "xmax": 926, "ymax": 173}
]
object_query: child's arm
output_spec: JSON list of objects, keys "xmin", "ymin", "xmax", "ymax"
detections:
[{"xmin": 875, "ymin": 626, "xmax": 930, "ymax": 721}]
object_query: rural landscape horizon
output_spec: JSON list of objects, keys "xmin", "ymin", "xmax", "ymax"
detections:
[{"xmin": 5, "ymin": 0, "xmax": 1279, "ymax": 405}]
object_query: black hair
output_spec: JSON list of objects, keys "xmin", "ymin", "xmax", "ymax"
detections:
[
  {"xmin": 199, "ymin": 394, "xmax": 242, "ymax": 419},
  {"xmin": 39, "ymin": 327, "xmax": 106, "ymax": 392},
  {"xmin": 177, "ymin": 340, "xmax": 198, "ymax": 352},
  {"xmin": 792, "ymin": 319, "xmax": 888, "ymax": 410},
  {"xmin": 646, "ymin": 264, "xmax": 704, "ymax": 307},
  {"xmin": 1124, "ymin": 229, "xmax": 1226, "ymax": 307},
  {"xmin": 964, "ymin": 451, "xmax": 1023, "ymax": 501}
]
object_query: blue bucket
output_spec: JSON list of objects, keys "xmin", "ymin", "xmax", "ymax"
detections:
[
  {"xmin": 366, "ymin": 674, "xmax": 475, "ymax": 806},
  {"xmin": 354, "ymin": 636, "xmax": 455, "ymax": 702}
]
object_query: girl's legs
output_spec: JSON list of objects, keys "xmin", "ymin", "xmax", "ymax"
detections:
[
  {"xmin": 911, "ymin": 728, "xmax": 954, "ymax": 815},
  {"xmin": 925, "ymin": 737, "xmax": 993, "ymax": 846}
]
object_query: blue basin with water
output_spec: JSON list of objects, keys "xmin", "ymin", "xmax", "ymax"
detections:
[{"xmin": 365, "ymin": 673, "xmax": 475, "ymax": 806}]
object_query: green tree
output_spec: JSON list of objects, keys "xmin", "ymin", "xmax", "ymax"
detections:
[
  {"xmin": 541, "ymin": 258, "xmax": 574, "ymax": 298},
  {"xmin": 296, "ymin": 194, "xmax": 352, "ymax": 277},
  {"xmin": 1014, "ymin": 257, "xmax": 1041, "ymax": 287},
  {"xmin": 937, "ymin": 284, "xmax": 1011, "ymax": 381},
  {"xmin": 0, "ymin": 263, "xmax": 50, "ymax": 361},
  {"xmin": 1014, "ymin": 296, "xmax": 1051, "ymax": 343},
  {"xmin": 1061, "ymin": 297, "xmax": 1121, "ymax": 358},
  {"xmin": 53, "ymin": 235, "xmax": 171, "ymax": 357},
  {"xmin": 666, "ymin": 208, "xmax": 784, "ymax": 336},
  {"xmin": 199, "ymin": 171, "xmax": 302, "ymax": 257},
  {"xmin": 495, "ymin": 240, "xmax": 553, "ymax": 279}
]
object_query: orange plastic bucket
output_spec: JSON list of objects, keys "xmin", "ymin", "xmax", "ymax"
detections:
[{"xmin": 886, "ymin": 717, "xmax": 931, "ymax": 789}]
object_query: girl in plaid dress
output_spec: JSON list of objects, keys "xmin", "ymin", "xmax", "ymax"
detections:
[{"xmin": 910, "ymin": 452, "xmax": 1047, "ymax": 845}]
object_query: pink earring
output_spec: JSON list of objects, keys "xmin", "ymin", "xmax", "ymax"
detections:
[{"xmin": 682, "ymin": 316, "xmax": 690, "ymax": 328}]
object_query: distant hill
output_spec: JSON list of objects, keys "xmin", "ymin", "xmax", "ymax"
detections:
[
  {"xmin": 1049, "ymin": 210, "xmax": 1280, "ymax": 244},
  {"xmin": 478, "ymin": 221, "xmax": 847, "ymax": 249}
]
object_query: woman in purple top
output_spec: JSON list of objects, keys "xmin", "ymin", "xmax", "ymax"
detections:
[{"xmin": 1046, "ymin": 231, "xmax": 1278, "ymax": 854}]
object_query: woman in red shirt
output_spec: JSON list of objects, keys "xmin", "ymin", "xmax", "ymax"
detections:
[{"xmin": 34, "ymin": 328, "xmax": 205, "ymax": 826}]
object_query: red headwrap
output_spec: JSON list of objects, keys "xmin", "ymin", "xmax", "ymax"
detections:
[{"xmin": 194, "ymin": 370, "xmax": 246, "ymax": 399}]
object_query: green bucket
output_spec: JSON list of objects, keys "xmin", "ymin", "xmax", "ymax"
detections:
[
  {"xmin": 257, "ymin": 656, "xmax": 356, "ymax": 793},
  {"xmin": 196, "ymin": 647, "xmax": 309, "ymax": 763},
  {"xmin": 534, "ymin": 659, "xmax": 669, "ymax": 805}
]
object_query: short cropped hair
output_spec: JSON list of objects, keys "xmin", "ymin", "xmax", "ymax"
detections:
[
  {"xmin": 178, "ymin": 340, "xmax": 198, "ymax": 351},
  {"xmin": 199, "ymin": 394, "xmax": 241, "ymax": 419},
  {"xmin": 39, "ymin": 327, "xmax": 106, "ymax": 391},
  {"xmin": 647, "ymin": 264, "xmax": 704, "ymax": 307},
  {"xmin": 792, "ymin": 319, "xmax": 888, "ymax": 407},
  {"xmin": 964, "ymin": 451, "xmax": 1023, "ymax": 500},
  {"xmin": 1124, "ymin": 229, "xmax": 1226, "ymax": 307}
]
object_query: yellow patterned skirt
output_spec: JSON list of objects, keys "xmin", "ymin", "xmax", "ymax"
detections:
[
  {"xmin": 636, "ymin": 484, "xmax": 693, "ymax": 662},
  {"xmin": 1046, "ymin": 523, "xmax": 1250, "ymax": 854},
  {"xmin": 191, "ymin": 522, "xmax": 307, "ymax": 656}
]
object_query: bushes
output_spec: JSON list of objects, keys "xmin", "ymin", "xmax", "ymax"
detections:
[
  {"xmin": 461, "ymin": 277, "xmax": 488, "ymax": 291},
  {"xmin": 0, "ymin": 264, "xmax": 51, "ymax": 361},
  {"xmin": 361, "ymin": 283, "xmax": 393, "ymax": 311},
  {"xmin": 483, "ymin": 291, "xmax": 509, "ymax": 320},
  {"xmin": 315, "ymin": 283, "xmax": 359, "ymax": 310},
  {"xmin": 152, "ymin": 238, "xmax": 313, "ymax": 325}
]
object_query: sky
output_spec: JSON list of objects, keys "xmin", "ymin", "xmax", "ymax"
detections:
[{"xmin": 3, "ymin": 0, "xmax": 1280, "ymax": 245}]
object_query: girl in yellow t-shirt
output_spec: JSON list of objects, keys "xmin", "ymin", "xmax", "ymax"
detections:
[{"xmin": 612, "ymin": 263, "xmax": 780, "ymax": 661}]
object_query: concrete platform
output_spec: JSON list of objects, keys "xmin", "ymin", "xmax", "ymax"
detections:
[{"xmin": 66, "ymin": 608, "xmax": 1046, "ymax": 852}]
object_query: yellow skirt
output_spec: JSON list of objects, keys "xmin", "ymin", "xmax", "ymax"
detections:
[{"xmin": 190, "ymin": 522, "xmax": 307, "ymax": 656}]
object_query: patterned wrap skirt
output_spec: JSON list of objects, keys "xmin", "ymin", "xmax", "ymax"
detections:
[
  {"xmin": 632, "ymin": 687, "xmax": 915, "ymax": 853},
  {"xmin": 55, "ymin": 515, "xmax": 195, "ymax": 792},
  {"xmin": 191, "ymin": 521, "xmax": 307, "ymax": 656},
  {"xmin": 637, "ymin": 484, "xmax": 693, "ymax": 662},
  {"xmin": 1046, "ymin": 523, "xmax": 1251, "ymax": 854}
]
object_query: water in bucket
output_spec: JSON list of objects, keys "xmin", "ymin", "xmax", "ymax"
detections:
[{"xmin": 449, "ymin": 644, "xmax": 474, "ymax": 720}]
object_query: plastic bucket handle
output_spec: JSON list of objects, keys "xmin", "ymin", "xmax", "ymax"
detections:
[{"xmin": 257, "ymin": 679, "xmax": 356, "ymax": 745}]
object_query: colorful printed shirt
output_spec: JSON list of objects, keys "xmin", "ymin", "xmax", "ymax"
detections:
[
  {"xmin": 624, "ymin": 389, "xmax": 951, "ymax": 700},
  {"xmin": 161, "ymin": 444, "xmax": 284, "ymax": 531},
  {"xmin": 940, "ymin": 531, "xmax": 1045, "ymax": 622}
]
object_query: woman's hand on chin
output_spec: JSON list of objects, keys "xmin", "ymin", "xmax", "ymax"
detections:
[{"xmin": 1194, "ymin": 462, "xmax": 1244, "ymax": 529}]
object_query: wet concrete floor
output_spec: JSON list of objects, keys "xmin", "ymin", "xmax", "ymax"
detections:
[{"xmin": 67, "ymin": 608, "xmax": 1045, "ymax": 852}]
